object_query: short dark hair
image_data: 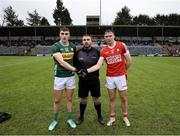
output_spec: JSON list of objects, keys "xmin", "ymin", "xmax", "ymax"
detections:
[
  {"xmin": 104, "ymin": 29, "xmax": 114, "ymax": 34},
  {"xmin": 82, "ymin": 34, "xmax": 91, "ymax": 38},
  {"xmin": 59, "ymin": 27, "xmax": 70, "ymax": 32}
]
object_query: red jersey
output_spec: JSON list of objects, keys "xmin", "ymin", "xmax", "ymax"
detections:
[{"xmin": 100, "ymin": 41, "xmax": 129, "ymax": 76}]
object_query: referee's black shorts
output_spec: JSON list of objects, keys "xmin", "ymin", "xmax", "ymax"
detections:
[{"xmin": 78, "ymin": 78, "xmax": 100, "ymax": 98}]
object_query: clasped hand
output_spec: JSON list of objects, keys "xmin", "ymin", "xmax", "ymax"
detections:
[{"xmin": 75, "ymin": 69, "xmax": 88, "ymax": 78}]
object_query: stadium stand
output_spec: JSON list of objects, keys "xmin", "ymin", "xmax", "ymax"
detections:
[{"xmin": 0, "ymin": 25, "xmax": 180, "ymax": 56}]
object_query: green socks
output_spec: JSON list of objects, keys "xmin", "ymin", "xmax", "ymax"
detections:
[
  {"xmin": 67, "ymin": 112, "xmax": 73, "ymax": 120},
  {"xmin": 52, "ymin": 112, "xmax": 73, "ymax": 121},
  {"xmin": 52, "ymin": 113, "xmax": 58, "ymax": 121}
]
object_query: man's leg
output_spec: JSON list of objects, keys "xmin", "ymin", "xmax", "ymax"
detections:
[
  {"xmin": 107, "ymin": 89, "xmax": 116, "ymax": 126},
  {"xmin": 76, "ymin": 97, "xmax": 88, "ymax": 125},
  {"xmin": 48, "ymin": 90, "xmax": 63, "ymax": 131},
  {"xmin": 66, "ymin": 89, "xmax": 76, "ymax": 128},
  {"xmin": 66, "ymin": 89, "xmax": 73, "ymax": 113},
  {"xmin": 76, "ymin": 78, "xmax": 88, "ymax": 125},
  {"xmin": 119, "ymin": 90, "xmax": 130, "ymax": 126},
  {"xmin": 92, "ymin": 97, "xmax": 105, "ymax": 125}
]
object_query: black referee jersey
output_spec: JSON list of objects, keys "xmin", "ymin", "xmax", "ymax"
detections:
[{"xmin": 74, "ymin": 47, "xmax": 100, "ymax": 79}]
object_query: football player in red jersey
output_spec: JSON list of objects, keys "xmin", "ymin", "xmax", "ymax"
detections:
[{"xmin": 86, "ymin": 29, "xmax": 132, "ymax": 126}]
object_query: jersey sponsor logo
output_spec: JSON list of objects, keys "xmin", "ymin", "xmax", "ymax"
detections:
[
  {"xmin": 62, "ymin": 52, "xmax": 74, "ymax": 60},
  {"xmin": 65, "ymin": 48, "xmax": 69, "ymax": 52},
  {"xmin": 60, "ymin": 47, "xmax": 74, "ymax": 52},
  {"xmin": 106, "ymin": 55, "xmax": 121, "ymax": 64}
]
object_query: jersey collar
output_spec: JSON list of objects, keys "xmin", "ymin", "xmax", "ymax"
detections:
[
  {"xmin": 59, "ymin": 41, "xmax": 69, "ymax": 46},
  {"xmin": 108, "ymin": 41, "xmax": 116, "ymax": 49},
  {"xmin": 82, "ymin": 46, "xmax": 92, "ymax": 52}
]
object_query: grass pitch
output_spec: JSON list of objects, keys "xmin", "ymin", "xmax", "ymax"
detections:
[{"xmin": 0, "ymin": 56, "xmax": 180, "ymax": 135}]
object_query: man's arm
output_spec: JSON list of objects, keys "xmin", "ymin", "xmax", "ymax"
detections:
[
  {"xmin": 87, "ymin": 57, "xmax": 104, "ymax": 73},
  {"xmin": 53, "ymin": 52, "xmax": 76, "ymax": 72},
  {"xmin": 124, "ymin": 53, "xmax": 132, "ymax": 70}
]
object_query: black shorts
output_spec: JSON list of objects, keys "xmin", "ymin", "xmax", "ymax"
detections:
[{"xmin": 78, "ymin": 78, "xmax": 100, "ymax": 98}]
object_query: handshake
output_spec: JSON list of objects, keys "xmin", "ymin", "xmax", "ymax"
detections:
[{"xmin": 75, "ymin": 69, "xmax": 88, "ymax": 78}]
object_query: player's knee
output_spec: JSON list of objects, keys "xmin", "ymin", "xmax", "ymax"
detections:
[
  {"xmin": 67, "ymin": 97, "xmax": 72, "ymax": 102},
  {"xmin": 120, "ymin": 95, "xmax": 127, "ymax": 102},
  {"xmin": 54, "ymin": 99, "xmax": 61, "ymax": 104},
  {"xmin": 80, "ymin": 98, "xmax": 87, "ymax": 104},
  {"xmin": 120, "ymin": 93, "xmax": 127, "ymax": 102},
  {"xmin": 109, "ymin": 97, "xmax": 115, "ymax": 102}
]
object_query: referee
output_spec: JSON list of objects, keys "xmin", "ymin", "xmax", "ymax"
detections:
[{"xmin": 74, "ymin": 34, "xmax": 104, "ymax": 125}]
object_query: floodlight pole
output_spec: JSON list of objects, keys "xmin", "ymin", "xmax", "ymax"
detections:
[{"xmin": 99, "ymin": 0, "xmax": 101, "ymax": 26}]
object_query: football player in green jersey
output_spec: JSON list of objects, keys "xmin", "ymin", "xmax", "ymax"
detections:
[{"xmin": 48, "ymin": 27, "xmax": 77, "ymax": 131}]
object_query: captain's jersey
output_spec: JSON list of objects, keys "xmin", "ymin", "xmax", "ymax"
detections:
[
  {"xmin": 100, "ymin": 41, "xmax": 129, "ymax": 76},
  {"xmin": 52, "ymin": 42, "xmax": 76, "ymax": 77}
]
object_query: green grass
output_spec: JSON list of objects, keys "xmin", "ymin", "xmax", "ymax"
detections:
[{"xmin": 0, "ymin": 56, "xmax": 180, "ymax": 135}]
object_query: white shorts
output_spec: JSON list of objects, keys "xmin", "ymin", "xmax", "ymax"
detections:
[
  {"xmin": 54, "ymin": 76, "xmax": 76, "ymax": 91},
  {"xmin": 105, "ymin": 75, "xmax": 128, "ymax": 91}
]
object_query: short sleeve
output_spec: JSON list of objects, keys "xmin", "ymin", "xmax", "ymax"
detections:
[
  {"xmin": 122, "ymin": 42, "xmax": 130, "ymax": 55},
  {"xmin": 100, "ymin": 49, "xmax": 105, "ymax": 58},
  {"xmin": 51, "ymin": 44, "xmax": 60, "ymax": 54}
]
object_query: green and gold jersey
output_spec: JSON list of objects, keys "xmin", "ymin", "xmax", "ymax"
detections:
[{"xmin": 52, "ymin": 42, "xmax": 76, "ymax": 77}]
